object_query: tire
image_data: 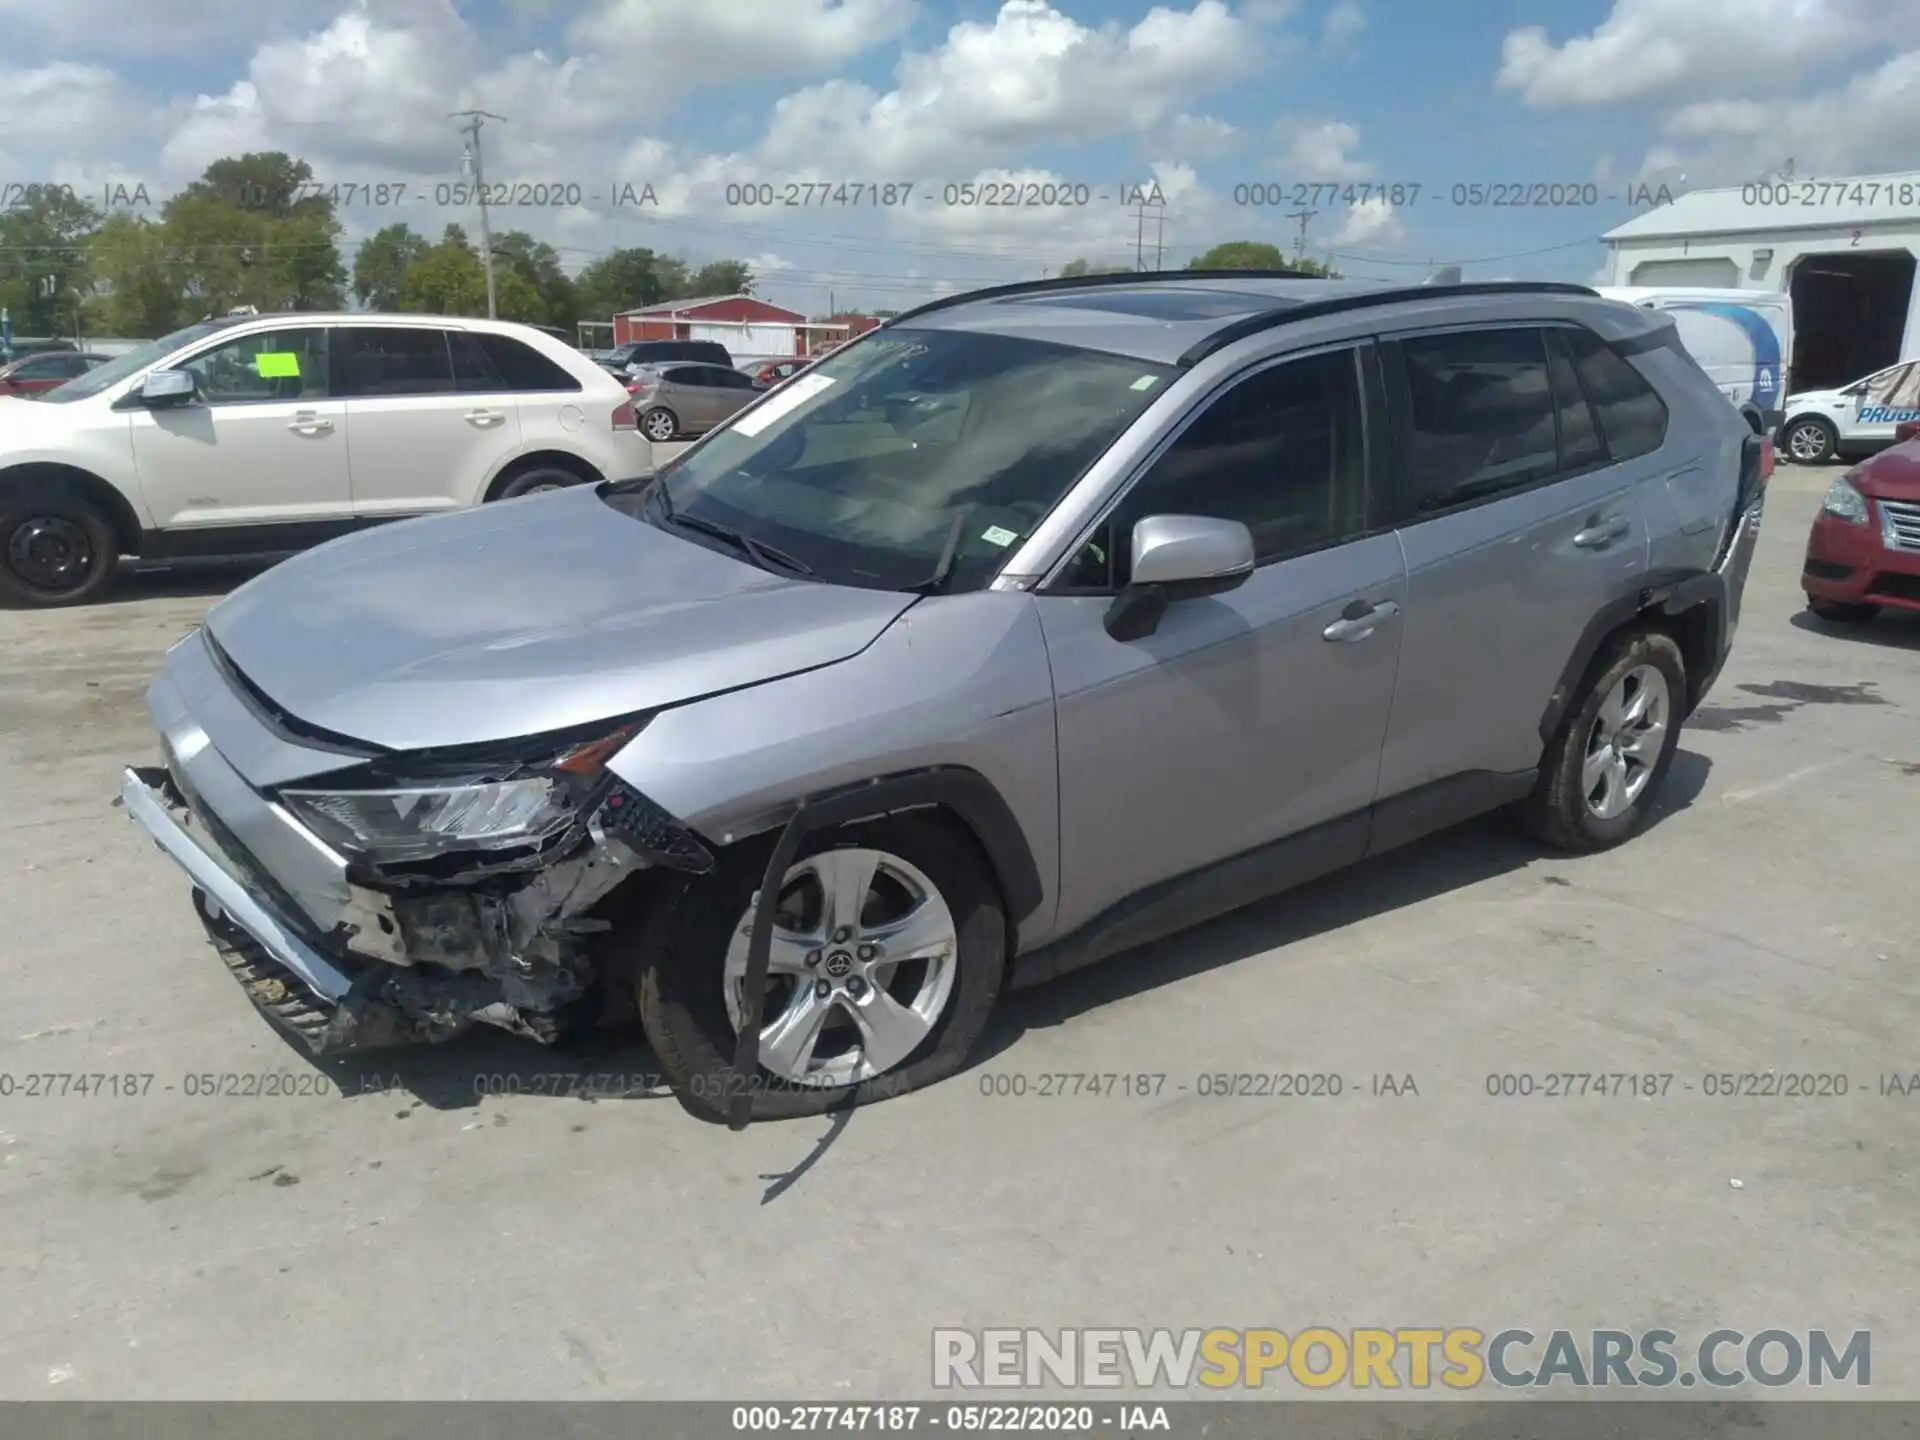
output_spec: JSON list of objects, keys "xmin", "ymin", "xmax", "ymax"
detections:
[
  {"xmin": 1807, "ymin": 596, "xmax": 1879, "ymax": 624},
  {"xmin": 636, "ymin": 813, "xmax": 1006, "ymax": 1122},
  {"xmin": 1782, "ymin": 416, "xmax": 1838, "ymax": 464},
  {"xmin": 640, "ymin": 407, "xmax": 679, "ymax": 442},
  {"xmin": 1515, "ymin": 630, "xmax": 1686, "ymax": 854},
  {"xmin": 0, "ymin": 491, "xmax": 119, "ymax": 607},
  {"xmin": 491, "ymin": 465, "xmax": 584, "ymax": 501}
]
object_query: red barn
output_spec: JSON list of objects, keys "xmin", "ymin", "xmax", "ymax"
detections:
[{"xmin": 611, "ymin": 294, "xmax": 853, "ymax": 361}]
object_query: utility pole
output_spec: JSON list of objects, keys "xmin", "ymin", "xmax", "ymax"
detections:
[
  {"xmin": 1131, "ymin": 194, "xmax": 1166, "ymax": 271},
  {"xmin": 1285, "ymin": 207, "xmax": 1317, "ymax": 265},
  {"xmin": 452, "ymin": 110, "xmax": 506, "ymax": 318}
]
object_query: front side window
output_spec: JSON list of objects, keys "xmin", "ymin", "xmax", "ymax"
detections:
[
  {"xmin": 177, "ymin": 328, "xmax": 331, "ymax": 404},
  {"xmin": 338, "ymin": 327, "xmax": 455, "ymax": 398},
  {"xmin": 1400, "ymin": 327, "xmax": 1559, "ymax": 514},
  {"xmin": 1057, "ymin": 348, "xmax": 1369, "ymax": 589},
  {"xmin": 627, "ymin": 327, "xmax": 1174, "ymax": 593},
  {"xmin": 11, "ymin": 356, "xmax": 65, "ymax": 380},
  {"xmin": 1863, "ymin": 363, "xmax": 1919, "ymax": 408}
]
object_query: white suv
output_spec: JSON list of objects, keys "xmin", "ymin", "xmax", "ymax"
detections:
[{"xmin": 0, "ymin": 313, "xmax": 651, "ymax": 606}]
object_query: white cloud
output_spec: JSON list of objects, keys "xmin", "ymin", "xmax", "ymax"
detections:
[
  {"xmin": 1242, "ymin": 0, "xmax": 1297, "ymax": 20},
  {"xmin": 568, "ymin": 0, "xmax": 916, "ymax": 90},
  {"xmin": 1162, "ymin": 113, "xmax": 1241, "ymax": 159},
  {"xmin": 1328, "ymin": 196, "xmax": 1403, "ymax": 247},
  {"xmin": 757, "ymin": 1, "xmax": 1260, "ymax": 176},
  {"xmin": 1496, "ymin": 0, "xmax": 1919, "ymax": 107},
  {"xmin": 0, "ymin": 0, "xmax": 308, "ymax": 56},
  {"xmin": 1320, "ymin": 0, "xmax": 1365, "ymax": 51},
  {"xmin": 0, "ymin": 63, "xmax": 142, "ymax": 162},
  {"xmin": 1274, "ymin": 118, "xmax": 1373, "ymax": 180}
]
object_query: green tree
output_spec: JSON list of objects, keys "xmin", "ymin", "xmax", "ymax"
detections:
[
  {"xmin": 1057, "ymin": 258, "xmax": 1130, "ymax": 276},
  {"xmin": 491, "ymin": 230, "xmax": 577, "ymax": 327},
  {"xmin": 399, "ymin": 227, "xmax": 539, "ymax": 317},
  {"xmin": 0, "ymin": 184, "xmax": 102, "ymax": 334},
  {"xmin": 573, "ymin": 246, "xmax": 680, "ymax": 319},
  {"xmin": 85, "ymin": 213, "xmax": 183, "ymax": 336},
  {"xmin": 353, "ymin": 223, "xmax": 428, "ymax": 311},
  {"xmin": 1188, "ymin": 241, "xmax": 1340, "ymax": 277},
  {"xmin": 679, "ymin": 259, "xmax": 753, "ymax": 297},
  {"xmin": 170, "ymin": 151, "xmax": 347, "ymax": 309}
]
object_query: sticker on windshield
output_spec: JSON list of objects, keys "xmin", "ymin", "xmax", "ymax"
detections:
[
  {"xmin": 980, "ymin": 525, "xmax": 1020, "ymax": 548},
  {"xmin": 1131, "ymin": 375, "xmax": 1159, "ymax": 391},
  {"xmin": 732, "ymin": 372, "xmax": 836, "ymax": 436},
  {"xmin": 254, "ymin": 352, "xmax": 300, "ymax": 378}
]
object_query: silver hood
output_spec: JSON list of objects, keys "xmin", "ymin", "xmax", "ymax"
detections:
[{"xmin": 203, "ymin": 484, "xmax": 918, "ymax": 752}]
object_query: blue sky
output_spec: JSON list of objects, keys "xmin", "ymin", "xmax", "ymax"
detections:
[{"xmin": 2, "ymin": 0, "xmax": 1915, "ymax": 314}]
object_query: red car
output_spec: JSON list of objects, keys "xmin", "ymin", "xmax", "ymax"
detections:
[
  {"xmin": 0, "ymin": 351, "xmax": 108, "ymax": 396},
  {"xmin": 1802, "ymin": 419, "xmax": 1920, "ymax": 622},
  {"xmin": 750, "ymin": 359, "xmax": 807, "ymax": 386}
]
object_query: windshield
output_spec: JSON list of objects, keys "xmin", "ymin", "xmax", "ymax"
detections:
[
  {"xmin": 37, "ymin": 319, "xmax": 237, "ymax": 404},
  {"xmin": 625, "ymin": 327, "xmax": 1172, "ymax": 592}
]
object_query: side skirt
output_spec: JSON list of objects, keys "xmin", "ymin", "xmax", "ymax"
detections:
[{"xmin": 1007, "ymin": 768, "xmax": 1537, "ymax": 991}]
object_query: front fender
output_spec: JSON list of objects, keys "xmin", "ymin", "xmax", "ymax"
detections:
[{"xmin": 605, "ymin": 589, "xmax": 1061, "ymax": 944}]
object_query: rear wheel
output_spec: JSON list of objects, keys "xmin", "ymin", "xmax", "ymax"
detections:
[
  {"xmin": 491, "ymin": 465, "xmax": 585, "ymax": 501},
  {"xmin": 636, "ymin": 814, "xmax": 1005, "ymax": 1121},
  {"xmin": 641, "ymin": 407, "xmax": 679, "ymax": 442},
  {"xmin": 1783, "ymin": 416, "xmax": 1838, "ymax": 464},
  {"xmin": 0, "ymin": 492, "xmax": 118, "ymax": 607},
  {"xmin": 1806, "ymin": 596, "xmax": 1879, "ymax": 624},
  {"xmin": 1516, "ymin": 631, "xmax": 1686, "ymax": 853}
]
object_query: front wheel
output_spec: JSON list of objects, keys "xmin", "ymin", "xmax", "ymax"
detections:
[
  {"xmin": 0, "ymin": 493, "xmax": 119, "ymax": 607},
  {"xmin": 1783, "ymin": 416, "xmax": 1837, "ymax": 464},
  {"xmin": 1515, "ymin": 630, "xmax": 1686, "ymax": 853},
  {"xmin": 636, "ymin": 814, "xmax": 1005, "ymax": 1122}
]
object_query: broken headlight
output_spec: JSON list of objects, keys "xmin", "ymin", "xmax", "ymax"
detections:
[{"xmin": 280, "ymin": 725, "xmax": 641, "ymax": 864}]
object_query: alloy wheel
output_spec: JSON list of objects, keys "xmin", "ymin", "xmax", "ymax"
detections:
[
  {"xmin": 1787, "ymin": 422, "xmax": 1829, "ymax": 462},
  {"xmin": 723, "ymin": 847, "xmax": 959, "ymax": 1089},
  {"xmin": 1581, "ymin": 664, "xmax": 1670, "ymax": 821}
]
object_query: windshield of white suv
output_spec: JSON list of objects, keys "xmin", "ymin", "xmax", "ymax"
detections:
[
  {"xmin": 36, "ymin": 319, "xmax": 240, "ymax": 403},
  {"xmin": 615, "ymin": 327, "xmax": 1172, "ymax": 593}
]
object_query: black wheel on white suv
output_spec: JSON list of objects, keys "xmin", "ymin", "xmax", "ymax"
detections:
[
  {"xmin": 641, "ymin": 407, "xmax": 679, "ymax": 442},
  {"xmin": 1783, "ymin": 416, "xmax": 1838, "ymax": 464},
  {"xmin": 1515, "ymin": 630, "xmax": 1687, "ymax": 853},
  {"xmin": 0, "ymin": 492, "xmax": 119, "ymax": 607},
  {"xmin": 635, "ymin": 813, "xmax": 1006, "ymax": 1122},
  {"xmin": 491, "ymin": 465, "xmax": 585, "ymax": 501}
]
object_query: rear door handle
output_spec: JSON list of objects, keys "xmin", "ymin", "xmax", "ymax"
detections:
[
  {"xmin": 288, "ymin": 413, "xmax": 333, "ymax": 435},
  {"xmin": 1322, "ymin": 599, "xmax": 1401, "ymax": 643},
  {"xmin": 1573, "ymin": 514, "xmax": 1630, "ymax": 549},
  {"xmin": 466, "ymin": 409, "xmax": 506, "ymax": 428}
]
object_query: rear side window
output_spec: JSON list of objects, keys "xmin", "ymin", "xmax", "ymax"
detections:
[
  {"xmin": 339, "ymin": 327, "xmax": 455, "ymax": 397},
  {"xmin": 1564, "ymin": 327, "xmax": 1668, "ymax": 460},
  {"xmin": 1399, "ymin": 328, "xmax": 1559, "ymax": 512},
  {"xmin": 1546, "ymin": 330, "xmax": 1606, "ymax": 472},
  {"xmin": 475, "ymin": 334, "xmax": 581, "ymax": 393}
]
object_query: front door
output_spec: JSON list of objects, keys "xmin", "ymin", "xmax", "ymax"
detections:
[
  {"xmin": 128, "ymin": 325, "xmax": 351, "ymax": 539},
  {"xmin": 337, "ymin": 324, "xmax": 525, "ymax": 517},
  {"xmin": 1035, "ymin": 345, "xmax": 1406, "ymax": 937}
]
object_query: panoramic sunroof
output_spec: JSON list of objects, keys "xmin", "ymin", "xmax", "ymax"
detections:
[{"xmin": 998, "ymin": 287, "xmax": 1298, "ymax": 321}]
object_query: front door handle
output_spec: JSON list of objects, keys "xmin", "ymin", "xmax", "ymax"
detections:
[
  {"xmin": 1322, "ymin": 599, "xmax": 1401, "ymax": 643},
  {"xmin": 288, "ymin": 413, "xmax": 333, "ymax": 435},
  {"xmin": 466, "ymin": 409, "xmax": 505, "ymax": 428},
  {"xmin": 1573, "ymin": 514, "xmax": 1630, "ymax": 549}
]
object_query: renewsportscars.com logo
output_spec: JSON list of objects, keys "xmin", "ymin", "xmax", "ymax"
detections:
[{"xmin": 932, "ymin": 1328, "xmax": 1870, "ymax": 1391}]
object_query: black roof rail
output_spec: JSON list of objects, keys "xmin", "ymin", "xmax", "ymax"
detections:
[
  {"xmin": 881, "ymin": 268, "xmax": 1333, "ymax": 327},
  {"xmin": 1176, "ymin": 280, "xmax": 1600, "ymax": 366}
]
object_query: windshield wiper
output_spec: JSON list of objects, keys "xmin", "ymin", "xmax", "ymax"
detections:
[
  {"xmin": 665, "ymin": 508, "xmax": 815, "ymax": 578},
  {"xmin": 908, "ymin": 509, "xmax": 971, "ymax": 595}
]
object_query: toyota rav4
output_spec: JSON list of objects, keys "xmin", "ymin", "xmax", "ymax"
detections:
[{"xmin": 120, "ymin": 272, "xmax": 1769, "ymax": 1125}]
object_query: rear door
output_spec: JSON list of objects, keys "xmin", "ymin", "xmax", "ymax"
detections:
[
  {"xmin": 1374, "ymin": 324, "xmax": 1656, "ymax": 815},
  {"xmin": 453, "ymin": 328, "xmax": 587, "ymax": 456},
  {"xmin": 337, "ymin": 324, "xmax": 524, "ymax": 516},
  {"xmin": 1036, "ymin": 343, "xmax": 1406, "ymax": 936}
]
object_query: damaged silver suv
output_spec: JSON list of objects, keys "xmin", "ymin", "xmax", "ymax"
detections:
[{"xmin": 122, "ymin": 272, "xmax": 1769, "ymax": 1125}]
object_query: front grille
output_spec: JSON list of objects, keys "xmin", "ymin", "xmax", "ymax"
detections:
[{"xmin": 1883, "ymin": 500, "xmax": 1920, "ymax": 554}]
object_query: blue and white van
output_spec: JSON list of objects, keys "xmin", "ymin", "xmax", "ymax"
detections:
[{"xmin": 1596, "ymin": 287, "xmax": 1793, "ymax": 431}]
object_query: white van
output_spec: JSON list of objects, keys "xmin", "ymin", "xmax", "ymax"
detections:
[{"xmin": 1596, "ymin": 287, "xmax": 1793, "ymax": 431}]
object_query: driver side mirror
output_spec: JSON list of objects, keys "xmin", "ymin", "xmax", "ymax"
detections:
[
  {"xmin": 1103, "ymin": 514, "xmax": 1255, "ymax": 641},
  {"xmin": 138, "ymin": 369, "xmax": 198, "ymax": 408}
]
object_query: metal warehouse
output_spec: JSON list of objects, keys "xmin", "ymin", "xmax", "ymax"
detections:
[{"xmin": 1602, "ymin": 169, "xmax": 1920, "ymax": 393}]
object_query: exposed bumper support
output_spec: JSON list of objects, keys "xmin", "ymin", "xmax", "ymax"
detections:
[{"xmin": 121, "ymin": 766, "xmax": 353, "ymax": 1005}]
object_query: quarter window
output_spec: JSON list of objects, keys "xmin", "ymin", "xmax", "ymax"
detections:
[
  {"xmin": 1564, "ymin": 326, "xmax": 1668, "ymax": 460},
  {"xmin": 474, "ymin": 333, "xmax": 581, "ymax": 392}
]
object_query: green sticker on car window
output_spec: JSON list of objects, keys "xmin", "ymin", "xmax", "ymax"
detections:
[{"xmin": 255, "ymin": 352, "xmax": 300, "ymax": 378}]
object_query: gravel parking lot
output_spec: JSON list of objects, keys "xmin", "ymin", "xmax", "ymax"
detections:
[{"xmin": 1, "ymin": 462, "xmax": 1916, "ymax": 1400}]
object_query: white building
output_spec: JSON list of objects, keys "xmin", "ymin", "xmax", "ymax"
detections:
[{"xmin": 1602, "ymin": 170, "xmax": 1920, "ymax": 392}]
